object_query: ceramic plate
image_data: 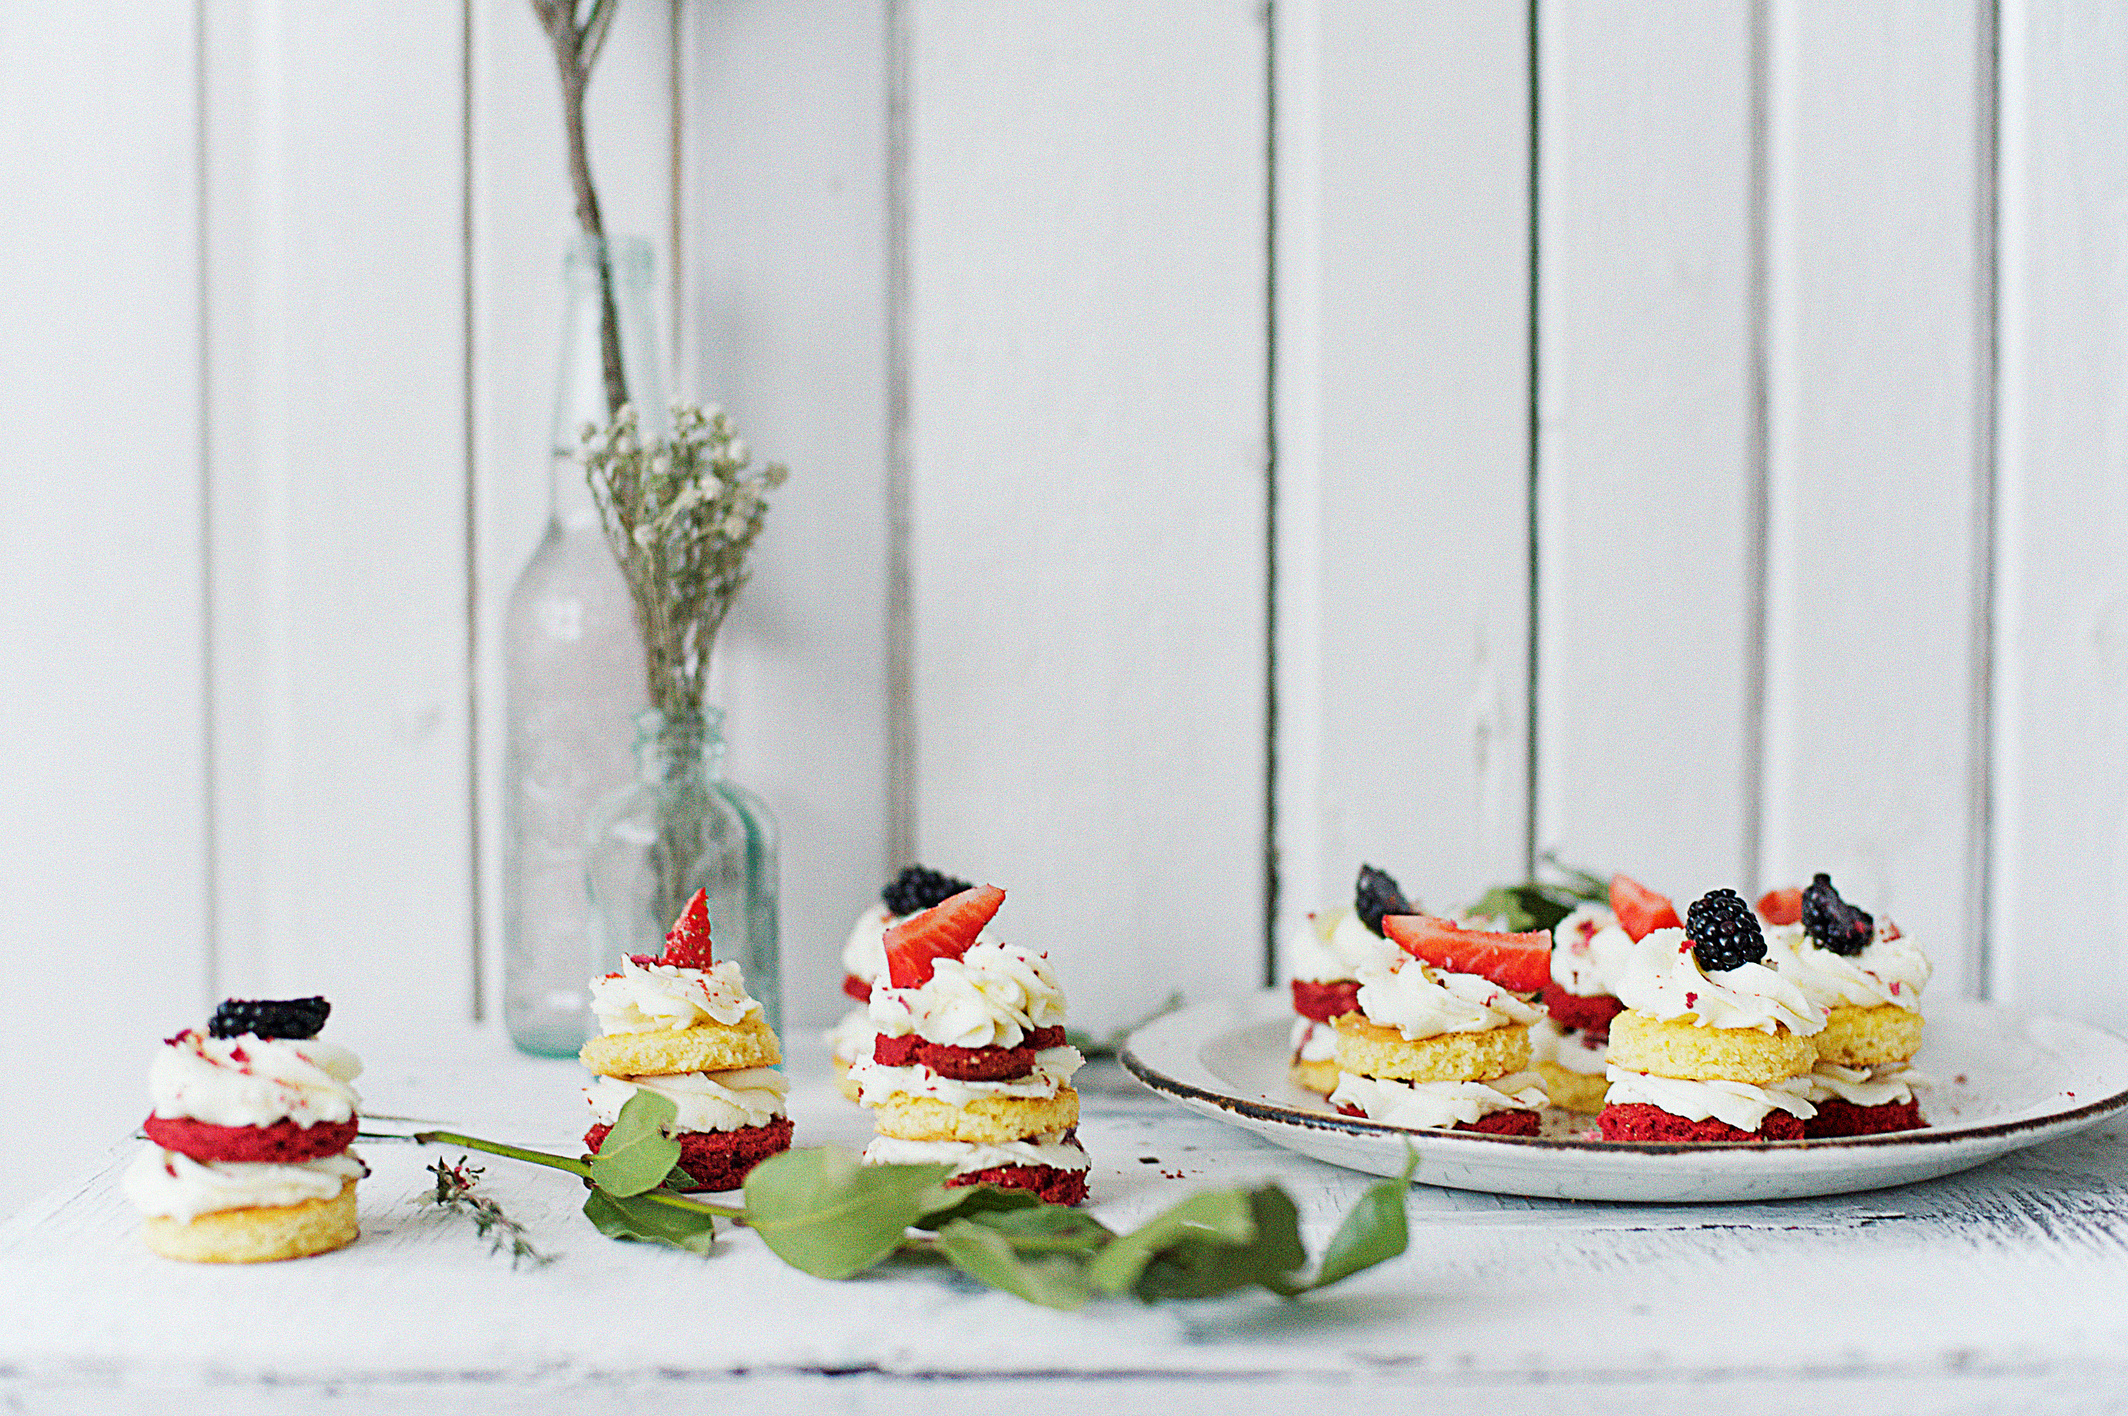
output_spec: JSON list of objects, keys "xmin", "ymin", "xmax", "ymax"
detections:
[{"xmin": 1120, "ymin": 991, "xmax": 2128, "ymax": 1202}]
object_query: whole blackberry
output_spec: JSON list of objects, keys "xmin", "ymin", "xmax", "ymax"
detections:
[
  {"xmin": 1354, "ymin": 864, "xmax": 1415, "ymax": 937},
  {"xmin": 1685, "ymin": 889, "xmax": 1765, "ymax": 972},
  {"xmin": 208, "ymin": 996, "xmax": 331, "ymax": 1040},
  {"xmin": 1800, "ymin": 872, "xmax": 1874, "ymax": 956},
  {"xmin": 882, "ymin": 864, "xmax": 974, "ymax": 918}
]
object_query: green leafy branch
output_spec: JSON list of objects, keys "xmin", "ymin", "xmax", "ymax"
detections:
[
  {"xmin": 416, "ymin": 1092, "xmax": 1416, "ymax": 1310},
  {"xmin": 1465, "ymin": 855, "xmax": 1611, "ymax": 934}
]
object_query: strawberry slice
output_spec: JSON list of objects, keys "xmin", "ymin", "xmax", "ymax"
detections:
[
  {"xmin": 1381, "ymin": 914, "xmax": 1552, "ymax": 992},
  {"xmin": 1756, "ymin": 886, "xmax": 1803, "ymax": 926},
  {"xmin": 1609, "ymin": 873, "xmax": 1682, "ymax": 942},
  {"xmin": 662, "ymin": 888, "xmax": 715, "ymax": 968},
  {"xmin": 884, "ymin": 884, "xmax": 1006, "ymax": 988}
]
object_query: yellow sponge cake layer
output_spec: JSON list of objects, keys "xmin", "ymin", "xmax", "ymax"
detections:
[
  {"xmin": 1607, "ymin": 1010, "xmax": 1815, "ymax": 1084},
  {"xmin": 1533, "ymin": 1060, "xmax": 1609, "ymax": 1114},
  {"xmin": 1289, "ymin": 1056, "xmax": 1341, "ymax": 1096},
  {"xmin": 580, "ymin": 1013, "xmax": 781, "ymax": 1078},
  {"xmin": 141, "ymin": 1178, "xmax": 358, "ymax": 1264},
  {"xmin": 1333, "ymin": 1015, "xmax": 1530, "ymax": 1084},
  {"xmin": 873, "ymin": 1088, "xmax": 1080, "ymax": 1144},
  {"xmin": 1815, "ymin": 1003, "xmax": 1924, "ymax": 1068}
]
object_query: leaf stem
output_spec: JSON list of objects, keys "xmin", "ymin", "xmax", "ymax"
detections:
[
  {"xmin": 413, "ymin": 1130, "xmax": 592, "ymax": 1179},
  {"xmin": 636, "ymin": 1188, "xmax": 746, "ymax": 1221}
]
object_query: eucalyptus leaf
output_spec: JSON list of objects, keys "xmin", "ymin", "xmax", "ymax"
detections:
[
  {"xmin": 588, "ymin": 1091, "xmax": 684, "ymax": 1197},
  {"xmin": 1084, "ymin": 1188, "xmax": 1256, "ymax": 1296},
  {"xmin": 744, "ymin": 1148, "xmax": 953, "ymax": 1280},
  {"xmin": 935, "ymin": 1220, "xmax": 1093, "ymax": 1311},
  {"xmin": 1310, "ymin": 1145, "xmax": 1417, "ymax": 1290},
  {"xmin": 966, "ymin": 1203, "xmax": 1115, "ymax": 1252},
  {"xmin": 1131, "ymin": 1187, "xmax": 1307, "ymax": 1302},
  {"xmin": 916, "ymin": 1184, "xmax": 1045, "ymax": 1230},
  {"xmin": 583, "ymin": 1187, "xmax": 718, "ymax": 1255}
]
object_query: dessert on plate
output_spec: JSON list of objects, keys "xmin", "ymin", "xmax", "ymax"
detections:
[
  {"xmin": 581, "ymin": 888, "xmax": 793, "ymax": 1190},
  {"xmin": 124, "ymin": 996, "xmax": 368, "ymax": 1263},
  {"xmin": 1531, "ymin": 874, "xmax": 1674, "ymax": 1113},
  {"xmin": 825, "ymin": 865, "xmax": 978, "ymax": 1102},
  {"xmin": 1598, "ymin": 889, "xmax": 1829, "ymax": 1142},
  {"xmin": 852, "ymin": 883, "xmax": 1091, "ymax": 1203},
  {"xmin": 1327, "ymin": 913, "xmax": 1550, "ymax": 1134},
  {"xmin": 1283, "ymin": 865, "xmax": 1409, "ymax": 1094},
  {"xmin": 1761, "ymin": 874, "xmax": 1931, "ymax": 1137}
]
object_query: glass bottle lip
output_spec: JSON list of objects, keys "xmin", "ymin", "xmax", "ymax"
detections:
[{"xmin": 565, "ymin": 234, "xmax": 655, "ymax": 286}]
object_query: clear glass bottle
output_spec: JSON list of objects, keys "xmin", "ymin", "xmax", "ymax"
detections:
[
  {"xmin": 502, "ymin": 236, "xmax": 667, "ymax": 1056},
  {"xmin": 584, "ymin": 707, "xmax": 782, "ymax": 1036}
]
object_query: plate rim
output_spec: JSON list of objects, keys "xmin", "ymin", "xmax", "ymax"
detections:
[{"xmin": 1120, "ymin": 990, "xmax": 2128, "ymax": 1158}]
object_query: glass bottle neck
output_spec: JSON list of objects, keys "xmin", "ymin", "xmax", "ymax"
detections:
[
  {"xmin": 551, "ymin": 235, "xmax": 667, "ymax": 528},
  {"xmin": 634, "ymin": 708, "xmax": 727, "ymax": 784}
]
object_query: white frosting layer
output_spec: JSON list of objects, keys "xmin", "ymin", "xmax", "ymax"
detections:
[
  {"xmin": 1353, "ymin": 958, "xmax": 1544, "ymax": 1041},
  {"xmin": 584, "ymin": 1067, "xmax": 789, "ymax": 1133},
  {"xmin": 1611, "ymin": 928, "xmax": 1826, "ymax": 1035},
  {"xmin": 590, "ymin": 957, "xmax": 761, "ymax": 1034},
  {"xmin": 861, "ymin": 1129, "xmax": 1091, "ymax": 1176},
  {"xmin": 868, "ymin": 940, "xmax": 1068, "ymax": 1049},
  {"xmin": 850, "ymin": 1045, "xmax": 1084, "ymax": 1105},
  {"xmin": 149, "ymin": 1031, "xmax": 362, "ymax": 1129},
  {"xmin": 1603, "ymin": 1066, "xmax": 1817, "ymax": 1130},
  {"xmin": 1805, "ymin": 1061, "xmax": 1929, "ymax": 1107},
  {"xmin": 1550, "ymin": 904, "xmax": 1633, "ymax": 998},
  {"xmin": 840, "ymin": 901, "xmax": 894, "ymax": 981},
  {"xmin": 1766, "ymin": 922, "xmax": 1932, "ymax": 1012},
  {"xmin": 1529, "ymin": 1018, "xmax": 1608, "ymax": 1076},
  {"xmin": 1288, "ymin": 1016, "xmax": 1338, "ymax": 1063},
  {"xmin": 824, "ymin": 1007, "xmax": 875, "ymax": 1067},
  {"xmin": 1284, "ymin": 909, "xmax": 1348, "ymax": 983},
  {"xmin": 123, "ymin": 1145, "xmax": 365, "ymax": 1224},
  {"xmin": 1328, "ymin": 1071, "xmax": 1548, "ymax": 1129}
]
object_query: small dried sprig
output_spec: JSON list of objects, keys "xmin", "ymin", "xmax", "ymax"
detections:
[
  {"xmin": 426, "ymin": 1157, "xmax": 554, "ymax": 1269},
  {"xmin": 584, "ymin": 402, "xmax": 789, "ymax": 720}
]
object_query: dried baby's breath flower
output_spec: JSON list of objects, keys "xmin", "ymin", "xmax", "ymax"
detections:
[
  {"xmin": 584, "ymin": 401, "xmax": 788, "ymax": 721},
  {"xmin": 427, "ymin": 1157, "xmax": 553, "ymax": 1268}
]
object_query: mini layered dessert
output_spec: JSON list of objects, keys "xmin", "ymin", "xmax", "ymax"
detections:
[
  {"xmin": 582, "ymin": 888, "xmax": 793, "ymax": 1190},
  {"xmin": 124, "ymin": 996, "xmax": 367, "ymax": 1263},
  {"xmin": 1599, "ymin": 890, "xmax": 1829, "ymax": 1142},
  {"xmin": 1284, "ymin": 865, "xmax": 1409, "ymax": 1093},
  {"xmin": 1763, "ymin": 874, "xmax": 1931, "ymax": 1137},
  {"xmin": 825, "ymin": 865, "xmax": 976, "ymax": 1102},
  {"xmin": 853, "ymin": 884, "xmax": 1090, "ymax": 1203},
  {"xmin": 1327, "ymin": 915, "xmax": 1550, "ymax": 1135},
  {"xmin": 1532, "ymin": 874, "xmax": 1676, "ymax": 1113}
]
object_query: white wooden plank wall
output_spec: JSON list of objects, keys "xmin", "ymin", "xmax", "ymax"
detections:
[
  {"xmin": 1535, "ymin": 0, "xmax": 1759, "ymax": 898},
  {"xmin": 1760, "ymin": 0, "xmax": 1989, "ymax": 998},
  {"xmin": 1273, "ymin": 0, "xmax": 1531, "ymax": 940},
  {"xmin": 10, "ymin": 0, "xmax": 2128, "ymax": 1213},
  {"xmin": 903, "ymin": 0, "xmax": 1268, "ymax": 1032},
  {"xmin": 1992, "ymin": 0, "xmax": 2128, "ymax": 1012}
]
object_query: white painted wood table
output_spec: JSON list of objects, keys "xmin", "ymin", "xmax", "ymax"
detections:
[{"xmin": 7, "ymin": 1030, "xmax": 2128, "ymax": 1413}]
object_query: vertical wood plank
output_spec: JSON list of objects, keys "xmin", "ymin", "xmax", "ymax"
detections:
[
  {"xmin": 0, "ymin": 3, "xmax": 207, "ymax": 1215},
  {"xmin": 1273, "ymin": 0, "xmax": 1531, "ymax": 933},
  {"xmin": 204, "ymin": 0, "xmax": 471, "ymax": 1026},
  {"xmin": 471, "ymin": 0, "xmax": 675, "ymax": 1017},
  {"xmin": 684, "ymin": 0, "xmax": 892, "ymax": 1028},
  {"xmin": 1535, "ymin": 0, "xmax": 1759, "ymax": 898},
  {"xmin": 1759, "ymin": 0, "xmax": 1987, "ymax": 998},
  {"xmin": 1991, "ymin": 0, "xmax": 2128, "ymax": 1016},
  {"xmin": 905, "ymin": 0, "xmax": 1267, "ymax": 1030}
]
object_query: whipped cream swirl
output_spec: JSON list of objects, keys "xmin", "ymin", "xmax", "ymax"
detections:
[
  {"xmin": 1611, "ymin": 928, "xmax": 1826, "ymax": 1035},
  {"xmin": 1288, "ymin": 1016, "xmax": 1338, "ymax": 1063},
  {"xmin": 123, "ymin": 1146, "xmax": 366, "ymax": 1224},
  {"xmin": 1766, "ymin": 922, "xmax": 1931, "ymax": 1012},
  {"xmin": 1529, "ymin": 1018, "xmax": 1608, "ymax": 1076},
  {"xmin": 149, "ymin": 1030, "xmax": 362, "ymax": 1129},
  {"xmin": 1285, "ymin": 907, "xmax": 1401, "ymax": 984},
  {"xmin": 861, "ymin": 1130, "xmax": 1091, "ymax": 1177},
  {"xmin": 850, "ymin": 1045, "xmax": 1084, "ymax": 1106},
  {"xmin": 1328, "ymin": 1071, "xmax": 1548, "ymax": 1129},
  {"xmin": 1805, "ymin": 1061, "xmax": 1928, "ymax": 1107},
  {"xmin": 584, "ymin": 1067, "xmax": 789, "ymax": 1133},
  {"xmin": 868, "ymin": 940, "xmax": 1068, "ymax": 1049},
  {"xmin": 840, "ymin": 901, "xmax": 894, "ymax": 981},
  {"xmin": 1353, "ymin": 958, "xmax": 1544, "ymax": 1041},
  {"xmin": 1604, "ymin": 1066, "xmax": 1817, "ymax": 1131},
  {"xmin": 1550, "ymin": 904, "xmax": 1634, "ymax": 998},
  {"xmin": 591, "ymin": 957, "xmax": 760, "ymax": 1034}
]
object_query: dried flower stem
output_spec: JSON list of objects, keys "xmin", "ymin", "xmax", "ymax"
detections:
[
  {"xmin": 530, "ymin": 0, "xmax": 628, "ymax": 418},
  {"xmin": 425, "ymin": 1157, "xmax": 555, "ymax": 1268}
]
